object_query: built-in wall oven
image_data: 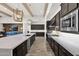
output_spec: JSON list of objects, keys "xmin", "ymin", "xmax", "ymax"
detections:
[{"xmin": 60, "ymin": 9, "xmax": 79, "ymax": 32}]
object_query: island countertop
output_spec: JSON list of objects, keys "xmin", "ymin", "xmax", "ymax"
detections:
[
  {"xmin": 48, "ymin": 32, "xmax": 79, "ymax": 56},
  {"xmin": 0, "ymin": 33, "xmax": 35, "ymax": 50}
]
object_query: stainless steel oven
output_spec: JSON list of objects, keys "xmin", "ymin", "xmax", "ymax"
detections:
[{"xmin": 60, "ymin": 9, "xmax": 79, "ymax": 32}]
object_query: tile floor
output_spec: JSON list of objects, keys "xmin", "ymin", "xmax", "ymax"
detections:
[{"xmin": 26, "ymin": 37, "xmax": 55, "ymax": 56}]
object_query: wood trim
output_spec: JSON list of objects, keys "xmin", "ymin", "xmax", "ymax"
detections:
[
  {"xmin": 43, "ymin": 3, "xmax": 48, "ymax": 17},
  {"xmin": 22, "ymin": 3, "xmax": 33, "ymax": 17},
  {"xmin": 0, "ymin": 11, "xmax": 12, "ymax": 17}
]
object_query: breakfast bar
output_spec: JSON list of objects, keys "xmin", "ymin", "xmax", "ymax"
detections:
[{"xmin": 0, "ymin": 33, "xmax": 35, "ymax": 56}]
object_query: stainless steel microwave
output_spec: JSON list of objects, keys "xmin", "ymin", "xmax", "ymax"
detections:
[{"xmin": 60, "ymin": 9, "xmax": 79, "ymax": 32}]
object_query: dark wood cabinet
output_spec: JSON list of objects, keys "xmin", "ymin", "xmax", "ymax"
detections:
[
  {"xmin": 30, "ymin": 35, "xmax": 35, "ymax": 46},
  {"xmin": 23, "ymin": 40, "xmax": 27, "ymax": 55},
  {"xmin": 13, "ymin": 40, "xmax": 27, "ymax": 56},
  {"xmin": 78, "ymin": 3, "xmax": 79, "ymax": 7},
  {"xmin": 36, "ymin": 32, "xmax": 44, "ymax": 36},
  {"xmin": 61, "ymin": 3, "xmax": 68, "ymax": 17},
  {"xmin": 55, "ymin": 11, "xmax": 60, "ymax": 30},
  {"xmin": 61, "ymin": 3, "xmax": 78, "ymax": 18},
  {"xmin": 17, "ymin": 43, "xmax": 24, "ymax": 56},
  {"xmin": 13, "ymin": 34, "xmax": 35, "ymax": 56},
  {"xmin": 54, "ymin": 41, "xmax": 59, "ymax": 56},
  {"xmin": 68, "ymin": 3, "xmax": 78, "ymax": 13},
  {"xmin": 51, "ymin": 39, "xmax": 55, "ymax": 52},
  {"xmin": 46, "ymin": 34, "xmax": 73, "ymax": 56},
  {"xmin": 46, "ymin": 21, "xmax": 51, "ymax": 30},
  {"xmin": 59, "ymin": 45, "xmax": 72, "ymax": 56},
  {"xmin": 51, "ymin": 17, "xmax": 56, "ymax": 26},
  {"xmin": 55, "ymin": 12, "xmax": 60, "ymax": 26}
]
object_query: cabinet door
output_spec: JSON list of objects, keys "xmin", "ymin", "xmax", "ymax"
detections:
[
  {"xmin": 23, "ymin": 40, "xmax": 27, "ymax": 55},
  {"xmin": 13, "ymin": 40, "xmax": 28, "ymax": 56},
  {"xmin": 68, "ymin": 3, "xmax": 78, "ymax": 12},
  {"xmin": 59, "ymin": 45, "xmax": 73, "ymax": 56},
  {"xmin": 30, "ymin": 35, "xmax": 35, "ymax": 47},
  {"xmin": 78, "ymin": 3, "xmax": 79, "ymax": 7},
  {"xmin": 61, "ymin": 3, "xmax": 68, "ymax": 17},
  {"xmin": 16, "ymin": 43, "xmax": 24, "ymax": 56},
  {"xmin": 30, "ymin": 37, "xmax": 33, "ymax": 47},
  {"xmin": 59, "ymin": 45, "xmax": 67, "ymax": 56},
  {"xmin": 32, "ymin": 35, "xmax": 35, "ymax": 44},
  {"xmin": 55, "ymin": 12, "xmax": 60, "ymax": 30},
  {"xmin": 36, "ymin": 32, "xmax": 44, "ymax": 36},
  {"xmin": 13, "ymin": 48, "xmax": 17, "ymax": 56},
  {"xmin": 51, "ymin": 39, "xmax": 55, "ymax": 52},
  {"xmin": 54, "ymin": 42, "xmax": 59, "ymax": 56},
  {"xmin": 13, "ymin": 44, "xmax": 23, "ymax": 56},
  {"xmin": 51, "ymin": 17, "xmax": 56, "ymax": 26}
]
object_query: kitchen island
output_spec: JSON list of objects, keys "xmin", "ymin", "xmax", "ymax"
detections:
[
  {"xmin": 47, "ymin": 32, "xmax": 79, "ymax": 56},
  {"xmin": 0, "ymin": 33, "xmax": 35, "ymax": 56}
]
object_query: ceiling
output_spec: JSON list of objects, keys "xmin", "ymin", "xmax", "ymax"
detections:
[{"xmin": 0, "ymin": 3, "xmax": 61, "ymax": 21}]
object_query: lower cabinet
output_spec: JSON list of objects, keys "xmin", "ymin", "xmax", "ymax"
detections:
[
  {"xmin": 54, "ymin": 42, "xmax": 59, "ymax": 56},
  {"xmin": 30, "ymin": 35, "xmax": 35, "ymax": 47},
  {"xmin": 59, "ymin": 45, "xmax": 73, "ymax": 56},
  {"xmin": 36, "ymin": 32, "xmax": 44, "ymax": 36},
  {"xmin": 13, "ymin": 35, "xmax": 35, "ymax": 56},
  {"xmin": 46, "ymin": 35, "xmax": 73, "ymax": 56},
  {"xmin": 13, "ymin": 40, "xmax": 27, "ymax": 56}
]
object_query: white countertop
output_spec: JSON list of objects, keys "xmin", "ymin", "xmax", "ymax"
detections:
[
  {"xmin": 48, "ymin": 32, "xmax": 79, "ymax": 56},
  {"xmin": 0, "ymin": 33, "xmax": 35, "ymax": 50},
  {"xmin": 31, "ymin": 30, "xmax": 45, "ymax": 32}
]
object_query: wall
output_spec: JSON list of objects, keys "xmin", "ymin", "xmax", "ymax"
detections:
[
  {"xmin": 0, "ymin": 23, "xmax": 3, "ymax": 31},
  {"xmin": 46, "ymin": 5, "xmax": 61, "ymax": 21},
  {"xmin": 17, "ymin": 24, "xmax": 23, "ymax": 32},
  {"xmin": 0, "ymin": 16, "xmax": 46, "ymax": 35},
  {"xmin": 23, "ymin": 17, "xmax": 46, "ymax": 35},
  {"xmin": 0, "ymin": 17, "xmax": 23, "ymax": 23}
]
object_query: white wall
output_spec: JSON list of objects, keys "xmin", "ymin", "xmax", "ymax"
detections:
[
  {"xmin": 0, "ymin": 16, "xmax": 46, "ymax": 35},
  {"xmin": 0, "ymin": 17, "xmax": 23, "ymax": 23},
  {"xmin": 23, "ymin": 17, "xmax": 46, "ymax": 35},
  {"xmin": 23, "ymin": 17, "xmax": 30, "ymax": 35},
  {"xmin": 0, "ymin": 23, "xmax": 3, "ymax": 31},
  {"xmin": 0, "ymin": 16, "xmax": 23, "ymax": 33}
]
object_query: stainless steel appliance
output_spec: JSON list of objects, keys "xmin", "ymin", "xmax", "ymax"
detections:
[{"xmin": 60, "ymin": 9, "xmax": 79, "ymax": 32}]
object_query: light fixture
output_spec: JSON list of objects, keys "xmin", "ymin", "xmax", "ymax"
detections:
[{"xmin": 13, "ymin": 9, "xmax": 23, "ymax": 22}]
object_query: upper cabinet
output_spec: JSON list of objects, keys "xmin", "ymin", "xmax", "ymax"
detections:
[
  {"xmin": 61, "ymin": 3, "xmax": 68, "ymax": 17},
  {"xmin": 55, "ymin": 12, "xmax": 60, "ymax": 26},
  {"xmin": 68, "ymin": 3, "xmax": 78, "ymax": 13},
  {"xmin": 78, "ymin": 3, "xmax": 79, "ymax": 6},
  {"xmin": 51, "ymin": 17, "xmax": 56, "ymax": 26},
  {"xmin": 61, "ymin": 3, "xmax": 78, "ymax": 18}
]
